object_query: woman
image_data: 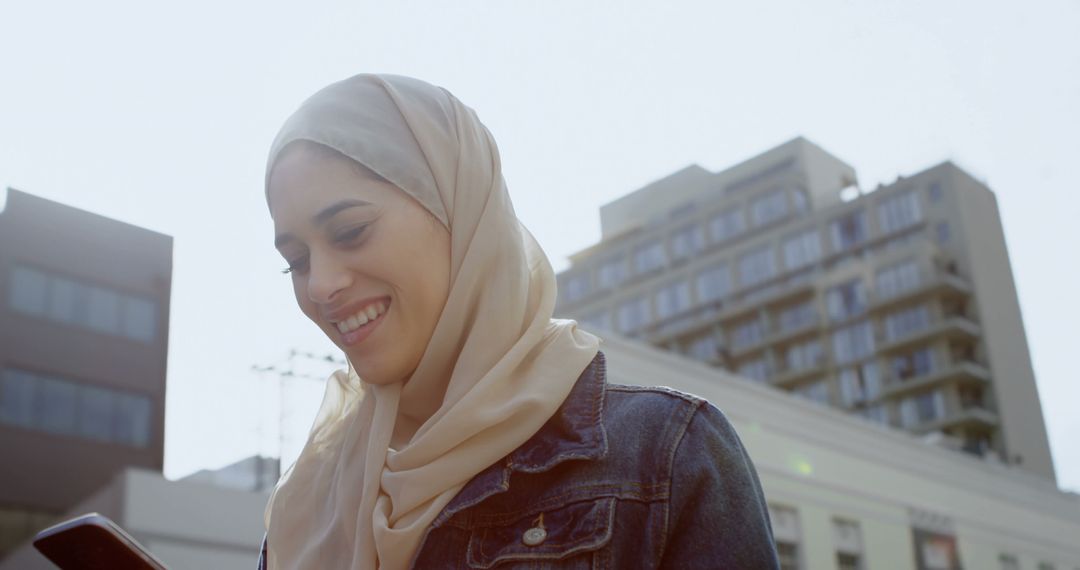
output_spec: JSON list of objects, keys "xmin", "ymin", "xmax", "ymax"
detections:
[{"xmin": 260, "ymin": 74, "xmax": 779, "ymax": 569}]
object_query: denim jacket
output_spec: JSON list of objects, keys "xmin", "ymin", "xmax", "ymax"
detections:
[{"xmin": 258, "ymin": 351, "xmax": 779, "ymax": 569}]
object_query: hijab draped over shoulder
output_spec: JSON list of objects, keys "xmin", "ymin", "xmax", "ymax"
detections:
[{"xmin": 262, "ymin": 74, "xmax": 601, "ymax": 569}]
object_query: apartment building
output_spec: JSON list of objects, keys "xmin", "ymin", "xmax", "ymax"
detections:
[
  {"xmin": 0, "ymin": 188, "xmax": 173, "ymax": 560},
  {"xmin": 554, "ymin": 137, "xmax": 1055, "ymax": 481}
]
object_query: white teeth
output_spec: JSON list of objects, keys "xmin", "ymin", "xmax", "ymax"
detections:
[{"xmin": 335, "ymin": 300, "xmax": 389, "ymax": 334}]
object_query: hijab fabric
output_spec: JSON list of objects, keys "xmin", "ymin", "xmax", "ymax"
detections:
[{"xmin": 262, "ymin": 74, "xmax": 601, "ymax": 569}]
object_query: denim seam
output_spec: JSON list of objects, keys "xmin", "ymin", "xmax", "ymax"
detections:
[
  {"xmin": 656, "ymin": 399, "xmax": 704, "ymax": 569},
  {"xmin": 445, "ymin": 485, "xmax": 663, "ymax": 528}
]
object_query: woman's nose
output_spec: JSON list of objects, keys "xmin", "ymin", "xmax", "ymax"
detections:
[{"xmin": 306, "ymin": 251, "xmax": 352, "ymax": 304}]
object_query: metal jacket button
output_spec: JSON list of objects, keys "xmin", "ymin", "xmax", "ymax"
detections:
[{"xmin": 522, "ymin": 513, "xmax": 547, "ymax": 546}]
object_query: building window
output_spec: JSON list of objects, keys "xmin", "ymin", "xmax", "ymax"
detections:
[
  {"xmin": 779, "ymin": 301, "xmax": 818, "ymax": 333},
  {"xmin": 8, "ymin": 266, "xmax": 49, "ymax": 316},
  {"xmin": 830, "ymin": 210, "xmax": 867, "ymax": 252},
  {"xmin": 832, "ymin": 321, "xmax": 875, "ymax": 365},
  {"xmin": 839, "ymin": 362, "xmax": 881, "ymax": 406},
  {"xmin": 0, "ymin": 368, "xmax": 153, "ymax": 448},
  {"xmin": 633, "ymin": 241, "xmax": 667, "ymax": 275},
  {"xmin": 738, "ymin": 245, "xmax": 778, "ymax": 288},
  {"xmin": 122, "ymin": 298, "xmax": 157, "ymax": 343},
  {"xmin": 695, "ymin": 263, "xmax": 733, "ymax": 303},
  {"xmin": 936, "ymin": 222, "xmax": 950, "ymax": 244},
  {"xmin": 893, "ymin": 347, "xmax": 935, "ymax": 381},
  {"xmin": 861, "ymin": 404, "xmax": 889, "ymax": 425},
  {"xmin": 616, "ymin": 296, "xmax": 651, "ymax": 334},
  {"xmin": 670, "ymin": 224, "xmax": 705, "ymax": 260},
  {"xmin": 878, "ymin": 191, "xmax": 923, "ymax": 235},
  {"xmin": 928, "ymin": 182, "xmax": 943, "ymax": 203},
  {"xmin": 562, "ymin": 273, "xmax": 591, "ymax": 303},
  {"xmin": 597, "ymin": 257, "xmax": 627, "ymax": 290},
  {"xmin": 900, "ymin": 390, "xmax": 946, "ymax": 428},
  {"xmin": 751, "ymin": 189, "xmax": 789, "ymax": 227},
  {"xmin": 731, "ymin": 318, "xmax": 768, "ymax": 350},
  {"xmin": 876, "ymin": 260, "xmax": 921, "ymax": 300},
  {"xmin": 833, "ymin": 519, "xmax": 864, "ymax": 570},
  {"xmin": 687, "ymin": 333, "xmax": 721, "ymax": 362},
  {"xmin": 794, "ymin": 379, "xmax": 829, "ymax": 405},
  {"xmin": 884, "ymin": 304, "xmax": 931, "ymax": 341},
  {"xmin": 578, "ymin": 310, "xmax": 613, "ymax": 332},
  {"xmin": 786, "ymin": 340, "xmax": 824, "ymax": 371},
  {"xmin": 914, "ymin": 531, "xmax": 960, "ymax": 570},
  {"xmin": 998, "ymin": 554, "xmax": 1019, "ymax": 570},
  {"xmin": 769, "ymin": 505, "xmax": 802, "ymax": 570},
  {"xmin": 738, "ymin": 358, "xmax": 772, "ymax": 383},
  {"xmin": 782, "ymin": 229, "xmax": 822, "ymax": 270},
  {"xmin": 7, "ymin": 265, "xmax": 158, "ymax": 344},
  {"xmin": 708, "ymin": 208, "xmax": 746, "ymax": 244},
  {"xmin": 655, "ymin": 280, "xmax": 692, "ymax": 320},
  {"xmin": 826, "ymin": 279, "xmax": 867, "ymax": 322},
  {"xmin": 792, "ymin": 189, "xmax": 809, "ymax": 213}
]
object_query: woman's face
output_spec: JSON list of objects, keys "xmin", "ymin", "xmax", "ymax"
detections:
[{"xmin": 267, "ymin": 143, "xmax": 452, "ymax": 386}]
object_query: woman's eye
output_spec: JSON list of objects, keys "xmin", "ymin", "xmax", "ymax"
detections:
[
  {"xmin": 335, "ymin": 225, "xmax": 367, "ymax": 244},
  {"xmin": 281, "ymin": 257, "xmax": 309, "ymax": 275}
]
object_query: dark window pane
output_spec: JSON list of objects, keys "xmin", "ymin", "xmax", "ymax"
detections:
[
  {"xmin": 0, "ymin": 369, "xmax": 37, "ymax": 428},
  {"xmin": 37, "ymin": 377, "xmax": 78, "ymax": 435},
  {"xmin": 79, "ymin": 385, "xmax": 115, "ymax": 441},
  {"xmin": 114, "ymin": 393, "xmax": 152, "ymax": 448},
  {"xmin": 9, "ymin": 266, "xmax": 48, "ymax": 316}
]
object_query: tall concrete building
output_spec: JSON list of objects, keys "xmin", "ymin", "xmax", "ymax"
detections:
[
  {"xmin": 0, "ymin": 189, "xmax": 172, "ymax": 560},
  {"xmin": 554, "ymin": 138, "xmax": 1055, "ymax": 481}
]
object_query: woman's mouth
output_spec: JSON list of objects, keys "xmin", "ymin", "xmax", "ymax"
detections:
[{"xmin": 334, "ymin": 299, "xmax": 390, "ymax": 346}]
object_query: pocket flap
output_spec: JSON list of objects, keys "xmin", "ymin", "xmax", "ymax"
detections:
[{"xmin": 466, "ymin": 496, "xmax": 616, "ymax": 569}]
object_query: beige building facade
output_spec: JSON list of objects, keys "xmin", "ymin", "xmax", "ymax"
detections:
[
  {"xmin": 602, "ymin": 335, "xmax": 1080, "ymax": 570},
  {"xmin": 555, "ymin": 138, "xmax": 1055, "ymax": 481}
]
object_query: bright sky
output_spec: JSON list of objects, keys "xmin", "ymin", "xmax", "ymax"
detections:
[{"xmin": 2, "ymin": 1, "xmax": 1077, "ymax": 492}]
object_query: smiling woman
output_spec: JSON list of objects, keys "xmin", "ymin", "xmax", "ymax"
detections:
[
  {"xmin": 269, "ymin": 141, "xmax": 451, "ymax": 389},
  {"xmin": 257, "ymin": 74, "xmax": 779, "ymax": 570}
]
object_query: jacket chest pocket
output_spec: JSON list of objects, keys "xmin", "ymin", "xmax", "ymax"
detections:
[{"xmin": 465, "ymin": 496, "xmax": 616, "ymax": 569}]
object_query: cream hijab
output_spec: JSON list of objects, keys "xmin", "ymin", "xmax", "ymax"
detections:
[{"xmin": 262, "ymin": 74, "xmax": 601, "ymax": 569}]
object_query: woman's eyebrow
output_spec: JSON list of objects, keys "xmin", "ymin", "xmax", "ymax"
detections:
[
  {"xmin": 313, "ymin": 199, "xmax": 374, "ymax": 224},
  {"xmin": 275, "ymin": 199, "xmax": 375, "ymax": 248}
]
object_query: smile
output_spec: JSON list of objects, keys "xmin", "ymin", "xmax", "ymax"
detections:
[{"xmin": 333, "ymin": 299, "xmax": 390, "ymax": 346}]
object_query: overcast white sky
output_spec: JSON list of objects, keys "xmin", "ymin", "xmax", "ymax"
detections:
[{"xmin": 2, "ymin": 1, "xmax": 1077, "ymax": 492}]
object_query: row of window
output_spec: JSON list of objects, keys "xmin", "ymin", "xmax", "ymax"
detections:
[
  {"xmin": 562, "ymin": 189, "xmax": 925, "ymax": 304},
  {"xmin": 580, "ymin": 257, "xmax": 926, "ymax": 336},
  {"xmin": 7, "ymin": 265, "xmax": 158, "ymax": 343},
  {"xmin": 0, "ymin": 367, "xmax": 153, "ymax": 448},
  {"xmin": 769, "ymin": 505, "xmax": 865, "ymax": 570},
  {"xmin": 769, "ymin": 504, "xmax": 1057, "ymax": 570}
]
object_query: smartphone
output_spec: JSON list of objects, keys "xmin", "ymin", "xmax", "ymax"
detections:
[{"xmin": 32, "ymin": 513, "xmax": 169, "ymax": 570}]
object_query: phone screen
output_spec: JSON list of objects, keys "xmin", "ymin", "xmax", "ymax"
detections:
[{"xmin": 33, "ymin": 518, "xmax": 166, "ymax": 570}]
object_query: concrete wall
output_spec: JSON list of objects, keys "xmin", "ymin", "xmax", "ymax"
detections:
[{"xmin": 0, "ymin": 469, "xmax": 268, "ymax": 570}]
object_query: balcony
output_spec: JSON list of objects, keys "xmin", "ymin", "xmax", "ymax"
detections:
[
  {"xmin": 765, "ymin": 316, "xmax": 823, "ymax": 347},
  {"xmin": 911, "ymin": 404, "xmax": 999, "ymax": 435},
  {"xmin": 875, "ymin": 316, "xmax": 982, "ymax": 355},
  {"xmin": 880, "ymin": 361, "xmax": 992, "ymax": 399},
  {"xmin": 770, "ymin": 358, "xmax": 828, "ymax": 387},
  {"xmin": 643, "ymin": 302, "xmax": 725, "ymax": 344},
  {"xmin": 868, "ymin": 271, "xmax": 972, "ymax": 314},
  {"xmin": 718, "ymin": 274, "xmax": 816, "ymax": 323}
]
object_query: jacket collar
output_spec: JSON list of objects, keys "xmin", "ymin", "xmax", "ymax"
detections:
[{"xmin": 431, "ymin": 350, "xmax": 609, "ymax": 526}]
